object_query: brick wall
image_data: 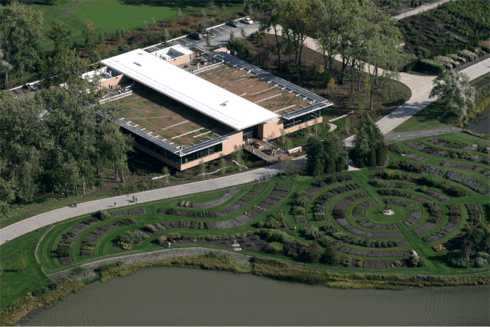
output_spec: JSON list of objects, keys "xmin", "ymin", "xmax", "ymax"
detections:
[
  {"xmin": 258, "ymin": 116, "xmax": 323, "ymax": 141},
  {"xmin": 180, "ymin": 132, "xmax": 243, "ymax": 170},
  {"xmin": 100, "ymin": 75, "xmax": 129, "ymax": 89},
  {"xmin": 167, "ymin": 53, "xmax": 195, "ymax": 67}
]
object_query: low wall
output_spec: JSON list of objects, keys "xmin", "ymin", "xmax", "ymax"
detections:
[{"xmin": 47, "ymin": 247, "xmax": 253, "ymax": 283}]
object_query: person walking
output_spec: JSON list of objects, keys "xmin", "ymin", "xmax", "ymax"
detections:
[
  {"xmin": 74, "ymin": 201, "xmax": 77, "ymax": 207},
  {"xmin": 114, "ymin": 202, "xmax": 117, "ymax": 207}
]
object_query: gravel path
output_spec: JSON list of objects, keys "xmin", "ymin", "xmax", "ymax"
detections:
[
  {"xmin": 384, "ymin": 127, "xmax": 462, "ymax": 141},
  {"xmin": 47, "ymin": 247, "xmax": 252, "ymax": 283}
]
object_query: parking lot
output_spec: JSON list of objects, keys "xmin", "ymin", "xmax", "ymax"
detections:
[{"xmin": 171, "ymin": 19, "xmax": 261, "ymax": 49}]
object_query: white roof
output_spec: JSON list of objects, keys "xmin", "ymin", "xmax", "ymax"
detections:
[
  {"xmin": 101, "ymin": 49, "xmax": 279, "ymax": 130},
  {"xmin": 152, "ymin": 44, "xmax": 194, "ymax": 60}
]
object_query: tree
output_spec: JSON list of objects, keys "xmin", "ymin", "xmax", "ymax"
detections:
[
  {"xmin": 429, "ymin": 70, "xmax": 476, "ymax": 123},
  {"xmin": 48, "ymin": 19, "xmax": 73, "ymax": 52},
  {"xmin": 17, "ymin": 256, "xmax": 26, "ymax": 272},
  {"xmin": 258, "ymin": 0, "xmax": 285, "ymax": 71},
  {"xmin": 206, "ymin": 33, "xmax": 211, "ymax": 47},
  {"xmin": 142, "ymin": 20, "xmax": 148, "ymax": 31},
  {"xmin": 98, "ymin": 32, "xmax": 105, "ymax": 45},
  {"xmin": 177, "ymin": 8, "xmax": 183, "ymax": 20},
  {"xmin": 352, "ymin": 113, "xmax": 385, "ymax": 166},
  {"xmin": 240, "ymin": 27, "xmax": 246, "ymax": 39},
  {"xmin": 164, "ymin": 29, "xmax": 171, "ymax": 44},
  {"xmin": 162, "ymin": 166, "xmax": 169, "ymax": 185},
  {"xmin": 0, "ymin": 2, "xmax": 44, "ymax": 87},
  {"xmin": 306, "ymin": 136, "xmax": 325, "ymax": 176},
  {"xmin": 229, "ymin": 30, "xmax": 235, "ymax": 43},
  {"xmin": 151, "ymin": 18, "xmax": 157, "ymax": 29},
  {"xmin": 116, "ymin": 29, "xmax": 122, "ymax": 42},
  {"xmin": 219, "ymin": 158, "xmax": 227, "ymax": 175},
  {"xmin": 324, "ymin": 245, "xmax": 339, "ymax": 265},
  {"xmin": 82, "ymin": 18, "xmax": 97, "ymax": 50},
  {"xmin": 221, "ymin": 3, "xmax": 226, "ymax": 13},
  {"xmin": 322, "ymin": 134, "xmax": 346, "ymax": 163},
  {"xmin": 0, "ymin": 49, "xmax": 12, "ymax": 89},
  {"xmin": 303, "ymin": 242, "xmax": 322, "ymax": 263},
  {"xmin": 200, "ymin": 159, "xmax": 206, "ymax": 179},
  {"xmin": 41, "ymin": 48, "xmax": 88, "ymax": 87},
  {"xmin": 314, "ymin": 0, "xmax": 342, "ymax": 73},
  {"xmin": 363, "ymin": 12, "xmax": 402, "ymax": 110},
  {"xmin": 327, "ymin": 77, "xmax": 336, "ymax": 100},
  {"xmin": 324, "ymin": 158, "xmax": 336, "ymax": 174}
]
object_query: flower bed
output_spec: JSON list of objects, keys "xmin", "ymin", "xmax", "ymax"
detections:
[
  {"xmin": 309, "ymin": 182, "xmax": 362, "ymax": 221},
  {"xmin": 158, "ymin": 183, "xmax": 268, "ymax": 218},
  {"xmin": 425, "ymin": 137, "xmax": 488, "ymax": 153},
  {"xmin": 440, "ymin": 161, "xmax": 490, "ymax": 178},
  {"xmin": 465, "ymin": 203, "xmax": 482, "ymax": 227},
  {"xmin": 405, "ymin": 141, "xmax": 490, "ymax": 164},
  {"xmin": 110, "ymin": 208, "xmax": 146, "ymax": 218},
  {"xmin": 426, "ymin": 166, "xmax": 490, "ymax": 195}
]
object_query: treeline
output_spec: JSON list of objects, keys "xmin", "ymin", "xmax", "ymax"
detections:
[
  {"xmin": 248, "ymin": 0, "xmax": 402, "ymax": 110},
  {"xmin": 0, "ymin": 70, "xmax": 132, "ymax": 214}
]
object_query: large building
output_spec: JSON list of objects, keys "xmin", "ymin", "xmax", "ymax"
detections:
[{"xmin": 95, "ymin": 44, "xmax": 332, "ymax": 171}]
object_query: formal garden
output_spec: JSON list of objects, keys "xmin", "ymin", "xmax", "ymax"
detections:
[{"xmin": 0, "ymin": 131, "xmax": 489, "ymax": 325}]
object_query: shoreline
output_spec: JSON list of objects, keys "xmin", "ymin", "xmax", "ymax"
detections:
[{"xmin": 3, "ymin": 252, "xmax": 489, "ymax": 326}]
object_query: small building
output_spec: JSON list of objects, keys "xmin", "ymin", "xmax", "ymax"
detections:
[{"xmin": 151, "ymin": 44, "xmax": 195, "ymax": 66}]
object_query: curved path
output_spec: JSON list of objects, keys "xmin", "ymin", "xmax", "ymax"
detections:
[
  {"xmin": 3, "ymin": 10, "xmax": 490, "ymax": 245},
  {"xmin": 0, "ymin": 158, "xmax": 304, "ymax": 246}
]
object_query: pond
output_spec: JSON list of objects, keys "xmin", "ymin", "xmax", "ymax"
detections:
[
  {"xmin": 467, "ymin": 106, "xmax": 490, "ymax": 135},
  {"xmin": 23, "ymin": 267, "xmax": 489, "ymax": 326}
]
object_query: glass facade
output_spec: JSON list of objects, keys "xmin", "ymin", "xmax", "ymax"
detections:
[
  {"xmin": 123, "ymin": 129, "xmax": 222, "ymax": 165},
  {"xmin": 283, "ymin": 110, "xmax": 321, "ymax": 129}
]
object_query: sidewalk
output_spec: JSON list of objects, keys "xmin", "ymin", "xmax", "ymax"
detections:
[{"xmin": 0, "ymin": 157, "xmax": 306, "ymax": 245}]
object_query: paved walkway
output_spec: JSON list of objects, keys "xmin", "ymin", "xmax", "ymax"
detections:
[
  {"xmin": 392, "ymin": 0, "xmax": 455, "ymax": 20},
  {"xmin": 0, "ymin": 158, "xmax": 306, "ymax": 246},
  {"xmin": 3, "ymin": 11, "xmax": 490, "ymax": 245},
  {"xmin": 384, "ymin": 127, "xmax": 462, "ymax": 141}
]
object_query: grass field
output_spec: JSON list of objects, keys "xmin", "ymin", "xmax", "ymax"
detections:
[
  {"xmin": 28, "ymin": 0, "xmax": 244, "ymax": 49},
  {"xmin": 394, "ymin": 72, "xmax": 490, "ymax": 133}
]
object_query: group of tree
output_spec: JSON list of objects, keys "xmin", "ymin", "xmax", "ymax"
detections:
[
  {"xmin": 446, "ymin": 224, "xmax": 490, "ymax": 268},
  {"xmin": 249, "ymin": 0, "xmax": 402, "ymax": 110},
  {"xmin": 305, "ymin": 134, "xmax": 348, "ymax": 176},
  {"xmin": 0, "ymin": 56, "xmax": 132, "ymax": 214},
  {"xmin": 350, "ymin": 114, "xmax": 388, "ymax": 168}
]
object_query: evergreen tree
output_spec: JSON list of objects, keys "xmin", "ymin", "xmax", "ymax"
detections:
[
  {"xmin": 325, "ymin": 158, "xmax": 336, "ymax": 174},
  {"xmin": 306, "ymin": 136, "xmax": 325, "ymax": 176},
  {"xmin": 353, "ymin": 113, "xmax": 385, "ymax": 166}
]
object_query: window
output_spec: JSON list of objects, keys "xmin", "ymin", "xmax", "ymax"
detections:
[{"xmin": 283, "ymin": 110, "xmax": 321, "ymax": 129}]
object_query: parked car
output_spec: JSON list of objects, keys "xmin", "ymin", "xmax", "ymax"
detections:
[
  {"xmin": 197, "ymin": 29, "xmax": 207, "ymax": 36},
  {"xmin": 228, "ymin": 20, "xmax": 239, "ymax": 28},
  {"xmin": 242, "ymin": 18, "xmax": 253, "ymax": 24},
  {"xmin": 188, "ymin": 32, "xmax": 202, "ymax": 40}
]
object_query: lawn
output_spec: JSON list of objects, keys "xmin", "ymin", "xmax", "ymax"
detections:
[
  {"xmin": 1, "ymin": 132, "xmax": 489, "ymax": 312},
  {"xmin": 28, "ymin": 0, "xmax": 244, "ymax": 49},
  {"xmin": 393, "ymin": 72, "xmax": 490, "ymax": 133}
]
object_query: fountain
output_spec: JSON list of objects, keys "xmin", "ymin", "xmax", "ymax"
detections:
[{"xmin": 383, "ymin": 204, "xmax": 395, "ymax": 216}]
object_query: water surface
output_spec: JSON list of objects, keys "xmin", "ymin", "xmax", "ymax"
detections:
[
  {"xmin": 24, "ymin": 267, "xmax": 490, "ymax": 326},
  {"xmin": 467, "ymin": 106, "xmax": 490, "ymax": 135}
]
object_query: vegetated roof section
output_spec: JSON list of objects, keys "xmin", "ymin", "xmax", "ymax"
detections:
[
  {"xmin": 97, "ymin": 109, "xmax": 233, "ymax": 157},
  {"xmin": 282, "ymin": 103, "xmax": 329, "ymax": 120},
  {"xmin": 210, "ymin": 51, "xmax": 332, "ymax": 105},
  {"xmin": 101, "ymin": 49, "xmax": 279, "ymax": 131}
]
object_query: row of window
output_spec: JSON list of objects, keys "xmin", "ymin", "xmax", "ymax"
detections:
[
  {"xmin": 283, "ymin": 110, "xmax": 321, "ymax": 129},
  {"xmin": 125, "ymin": 129, "xmax": 223, "ymax": 165}
]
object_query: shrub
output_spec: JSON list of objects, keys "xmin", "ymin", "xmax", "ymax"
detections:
[
  {"xmin": 264, "ymin": 242, "xmax": 284, "ymax": 254},
  {"xmin": 95, "ymin": 179, "xmax": 105, "ymax": 188},
  {"xmin": 422, "ymin": 174, "xmax": 444, "ymax": 187},
  {"xmin": 117, "ymin": 230, "xmax": 149, "ymax": 247},
  {"xmin": 303, "ymin": 242, "xmax": 322, "ymax": 263},
  {"xmin": 96, "ymin": 210, "xmax": 112, "ymax": 221},
  {"xmin": 264, "ymin": 230, "xmax": 294, "ymax": 244},
  {"xmin": 323, "ymin": 245, "xmax": 339, "ymax": 265},
  {"xmin": 144, "ymin": 224, "xmax": 158, "ymax": 233},
  {"xmin": 300, "ymin": 226, "xmax": 322, "ymax": 240},
  {"xmin": 294, "ymin": 191, "xmax": 310, "ymax": 207},
  {"xmin": 167, "ymin": 233, "xmax": 182, "ymax": 241},
  {"xmin": 292, "ymin": 206, "xmax": 305, "ymax": 216},
  {"xmin": 255, "ymin": 220, "xmax": 265, "ymax": 228},
  {"xmin": 156, "ymin": 235, "xmax": 168, "ymax": 245},
  {"xmin": 448, "ymin": 185, "xmax": 467, "ymax": 197}
]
